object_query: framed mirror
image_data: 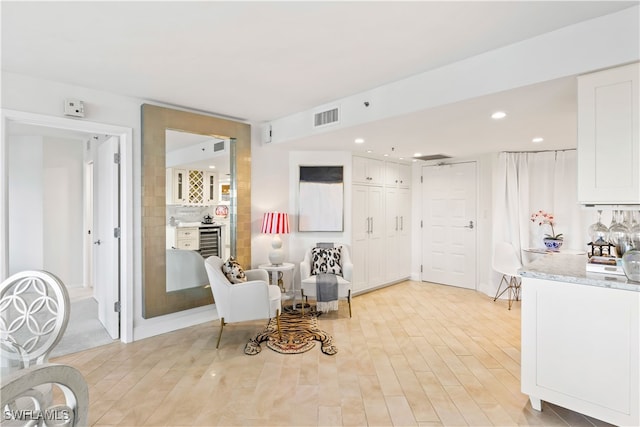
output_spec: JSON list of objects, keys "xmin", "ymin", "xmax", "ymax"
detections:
[{"xmin": 141, "ymin": 104, "xmax": 251, "ymax": 318}]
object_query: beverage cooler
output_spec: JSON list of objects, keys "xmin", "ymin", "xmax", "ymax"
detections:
[{"xmin": 199, "ymin": 226, "xmax": 221, "ymax": 258}]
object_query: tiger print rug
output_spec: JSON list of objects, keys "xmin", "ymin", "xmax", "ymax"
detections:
[{"xmin": 244, "ymin": 311, "xmax": 337, "ymax": 355}]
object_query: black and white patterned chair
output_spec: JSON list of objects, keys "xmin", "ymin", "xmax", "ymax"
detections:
[{"xmin": 299, "ymin": 243, "xmax": 353, "ymax": 317}]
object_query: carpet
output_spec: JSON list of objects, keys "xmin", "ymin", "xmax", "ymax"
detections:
[
  {"xmin": 50, "ymin": 296, "xmax": 116, "ymax": 358},
  {"xmin": 244, "ymin": 311, "xmax": 337, "ymax": 355}
]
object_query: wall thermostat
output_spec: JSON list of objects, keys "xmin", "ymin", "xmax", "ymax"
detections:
[{"xmin": 64, "ymin": 99, "xmax": 85, "ymax": 117}]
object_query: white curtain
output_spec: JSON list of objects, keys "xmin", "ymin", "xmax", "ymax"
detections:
[{"xmin": 492, "ymin": 150, "xmax": 593, "ymax": 263}]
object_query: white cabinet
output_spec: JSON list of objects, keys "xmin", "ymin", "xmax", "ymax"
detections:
[
  {"xmin": 521, "ymin": 277, "xmax": 639, "ymax": 426},
  {"xmin": 385, "ymin": 187, "xmax": 411, "ymax": 282},
  {"xmin": 166, "ymin": 226, "xmax": 200, "ymax": 250},
  {"xmin": 203, "ymin": 171, "xmax": 216, "ymax": 205},
  {"xmin": 385, "ymin": 161, "xmax": 411, "ymax": 188},
  {"xmin": 352, "ymin": 156, "xmax": 413, "ymax": 291},
  {"xmin": 166, "ymin": 168, "xmax": 187, "ymax": 204},
  {"xmin": 578, "ymin": 62, "xmax": 640, "ymax": 204},
  {"xmin": 352, "ymin": 184, "xmax": 385, "ymax": 292},
  {"xmin": 353, "ymin": 156, "xmax": 384, "ymax": 185},
  {"xmin": 166, "ymin": 168, "xmax": 217, "ymax": 205}
]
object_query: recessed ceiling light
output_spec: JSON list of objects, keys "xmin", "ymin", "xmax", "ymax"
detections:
[
  {"xmin": 354, "ymin": 138, "xmax": 365, "ymax": 144},
  {"xmin": 491, "ymin": 111, "xmax": 507, "ymax": 120},
  {"xmin": 413, "ymin": 152, "xmax": 422, "ymax": 157},
  {"xmin": 366, "ymin": 149, "xmax": 373, "ymax": 153},
  {"xmin": 399, "ymin": 157, "xmax": 404, "ymax": 160},
  {"xmin": 209, "ymin": 165, "xmax": 216, "ymax": 169},
  {"xmin": 383, "ymin": 154, "xmax": 389, "ymax": 157},
  {"xmin": 532, "ymin": 137, "xmax": 544, "ymax": 143}
]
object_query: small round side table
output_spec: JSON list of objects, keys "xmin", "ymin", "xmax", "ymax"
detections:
[{"xmin": 258, "ymin": 262, "xmax": 296, "ymax": 302}]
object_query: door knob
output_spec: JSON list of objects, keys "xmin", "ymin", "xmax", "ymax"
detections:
[
  {"xmin": 94, "ymin": 239, "xmax": 102, "ymax": 245},
  {"xmin": 464, "ymin": 221, "xmax": 474, "ymax": 229}
]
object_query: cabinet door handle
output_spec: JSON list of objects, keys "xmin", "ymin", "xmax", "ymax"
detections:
[
  {"xmin": 400, "ymin": 216, "xmax": 403, "ymax": 231},
  {"xmin": 395, "ymin": 216, "xmax": 398, "ymax": 231},
  {"xmin": 371, "ymin": 218, "xmax": 374, "ymax": 234}
]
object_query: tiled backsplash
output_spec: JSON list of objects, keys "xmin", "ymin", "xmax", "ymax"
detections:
[{"xmin": 166, "ymin": 205, "xmax": 213, "ymax": 225}]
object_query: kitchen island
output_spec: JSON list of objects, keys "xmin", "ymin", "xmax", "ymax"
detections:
[{"xmin": 519, "ymin": 253, "xmax": 639, "ymax": 426}]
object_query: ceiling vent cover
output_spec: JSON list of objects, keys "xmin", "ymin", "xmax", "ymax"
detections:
[
  {"xmin": 213, "ymin": 141, "xmax": 225, "ymax": 152},
  {"xmin": 415, "ymin": 154, "xmax": 452, "ymax": 161},
  {"xmin": 314, "ymin": 107, "xmax": 339, "ymax": 128}
]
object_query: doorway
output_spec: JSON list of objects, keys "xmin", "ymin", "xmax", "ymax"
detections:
[
  {"xmin": 421, "ymin": 162, "xmax": 477, "ymax": 290},
  {"xmin": 1, "ymin": 109, "xmax": 134, "ymax": 345}
]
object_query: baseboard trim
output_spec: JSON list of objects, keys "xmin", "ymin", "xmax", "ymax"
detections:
[
  {"xmin": 353, "ymin": 277, "xmax": 410, "ymax": 297},
  {"xmin": 133, "ymin": 304, "xmax": 217, "ymax": 341}
]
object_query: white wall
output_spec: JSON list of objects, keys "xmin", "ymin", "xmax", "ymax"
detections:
[
  {"xmin": 249, "ymin": 127, "xmax": 291, "ymax": 268},
  {"xmin": 9, "ymin": 133, "xmax": 96, "ymax": 288},
  {"xmin": 8, "ymin": 136, "xmax": 44, "ymax": 273},
  {"xmin": 42, "ymin": 137, "xmax": 84, "ymax": 286},
  {"xmin": 249, "ymin": 130, "xmax": 353, "ymax": 287}
]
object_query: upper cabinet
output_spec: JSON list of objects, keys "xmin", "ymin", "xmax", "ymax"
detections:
[
  {"xmin": 578, "ymin": 62, "xmax": 639, "ymax": 205},
  {"xmin": 166, "ymin": 167, "xmax": 217, "ymax": 205},
  {"xmin": 385, "ymin": 161, "xmax": 411, "ymax": 188},
  {"xmin": 353, "ymin": 156, "xmax": 384, "ymax": 185}
]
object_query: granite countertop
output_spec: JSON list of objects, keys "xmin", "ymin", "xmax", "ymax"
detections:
[
  {"xmin": 519, "ymin": 252, "xmax": 640, "ymax": 292},
  {"xmin": 171, "ymin": 222, "xmax": 224, "ymax": 228}
]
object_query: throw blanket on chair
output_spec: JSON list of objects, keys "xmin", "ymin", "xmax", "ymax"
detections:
[{"xmin": 316, "ymin": 273, "xmax": 339, "ymax": 312}]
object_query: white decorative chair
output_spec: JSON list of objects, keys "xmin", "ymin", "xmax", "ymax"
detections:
[
  {"xmin": 492, "ymin": 242, "xmax": 523, "ymax": 310},
  {"xmin": 0, "ymin": 270, "xmax": 70, "ymax": 369},
  {"xmin": 300, "ymin": 243, "xmax": 353, "ymax": 317},
  {"xmin": 1, "ymin": 363, "xmax": 89, "ymax": 426},
  {"xmin": 204, "ymin": 256, "xmax": 281, "ymax": 348}
]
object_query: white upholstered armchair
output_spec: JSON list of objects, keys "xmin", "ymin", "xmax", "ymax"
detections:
[
  {"xmin": 204, "ymin": 256, "xmax": 281, "ymax": 348},
  {"xmin": 300, "ymin": 243, "xmax": 353, "ymax": 317}
]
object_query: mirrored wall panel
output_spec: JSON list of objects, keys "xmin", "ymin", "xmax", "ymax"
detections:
[{"xmin": 142, "ymin": 104, "xmax": 251, "ymax": 318}]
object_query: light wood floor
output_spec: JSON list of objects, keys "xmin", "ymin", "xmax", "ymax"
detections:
[{"xmin": 52, "ymin": 281, "xmax": 613, "ymax": 427}]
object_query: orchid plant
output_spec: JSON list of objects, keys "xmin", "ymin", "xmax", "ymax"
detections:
[{"xmin": 530, "ymin": 210, "xmax": 563, "ymax": 240}]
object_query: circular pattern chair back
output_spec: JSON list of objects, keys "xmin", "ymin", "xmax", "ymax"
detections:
[{"xmin": 0, "ymin": 270, "xmax": 70, "ymax": 369}]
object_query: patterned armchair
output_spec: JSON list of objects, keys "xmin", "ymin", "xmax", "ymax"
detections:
[{"xmin": 300, "ymin": 243, "xmax": 353, "ymax": 317}]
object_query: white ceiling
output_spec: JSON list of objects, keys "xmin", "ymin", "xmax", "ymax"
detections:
[{"xmin": 2, "ymin": 1, "xmax": 638, "ymax": 159}]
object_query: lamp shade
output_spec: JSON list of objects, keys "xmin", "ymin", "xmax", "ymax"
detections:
[{"xmin": 261, "ymin": 212, "xmax": 290, "ymax": 235}]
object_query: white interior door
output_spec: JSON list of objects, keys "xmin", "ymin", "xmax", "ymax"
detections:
[
  {"xmin": 422, "ymin": 162, "xmax": 477, "ymax": 289},
  {"xmin": 94, "ymin": 136, "xmax": 120, "ymax": 339}
]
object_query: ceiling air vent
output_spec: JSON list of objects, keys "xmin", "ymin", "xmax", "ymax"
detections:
[
  {"xmin": 415, "ymin": 154, "xmax": 452, "ymax": 161},
  {"xmin": 314, "ymin": 107, "xmax": 339, "ymax": 128},
  {"xmin": 213, "ymin": 141, "xmax": 225, "ymax": 152}
]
